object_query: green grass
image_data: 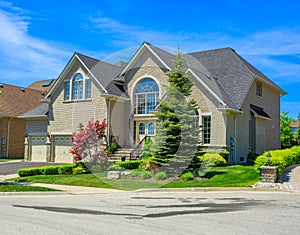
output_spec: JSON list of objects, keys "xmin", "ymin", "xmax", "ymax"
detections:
[
  {"xmin": 163, "ymin": 165, "xmax": 261, "ymax": 188},
  {"xmin": 0, "ymin": 183, "xmax": 59, "ymax": 192},
  {"xmin": 0, "ymin": 158, "xmax": 23, "ymax": 162},
  {"xmin": 9, "ymin": 165, "xmax": 261, "ymax": 190}
]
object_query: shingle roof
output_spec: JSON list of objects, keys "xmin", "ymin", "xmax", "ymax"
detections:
[
  {"xmin": 76, "ymin": 53, "xmax": 126, "ymax": 96},
  {"xmin": 188, "ymin": 48, "xmax": 284, "ymax": 108},
  {"xmin": 20, "ymin": 103, "xmax": 49, "ymax": 117},
  {"xmin": 27, "ymin": 79, "xmax": 56, "ymax": 94},
  {"xmin": 0, "ymin": 84, "xmax": 45, "ymax": 117}
]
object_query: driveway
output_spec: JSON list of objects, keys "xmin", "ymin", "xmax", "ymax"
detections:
[{"xmin": 0, "ymin": 161, "xmax": 64, "ymax": 175}]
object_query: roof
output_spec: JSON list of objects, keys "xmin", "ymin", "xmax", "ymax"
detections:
[
  {"xmin": 19, "ymin": 103, "xmax": 49, "ymax": 117},
  {"xmin": 27, "ymin": 79, "xmax": 56, "ymax": 94},
  {"xmin": 188, "ymin": 47, "xmax": 286, "ymax": 108},
  {"xmin": 0, "ymin": 83, "xmax": 45, "ymax": 117},
  {"xmin": 290, "ymin": 120, "xmax": 299, "ymax": 128},
  {"xmin": 76, "ymin": 53, "xmax": 127, "ymax": 97}
]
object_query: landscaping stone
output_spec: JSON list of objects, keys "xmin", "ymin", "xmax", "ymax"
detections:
[
  {"xmin": 107, "ymin": 171, "xmax": 131, "ymax": 179},
  {"xmin": 260, "ymin": 166, "xmax": 278, "ymax": 183}
]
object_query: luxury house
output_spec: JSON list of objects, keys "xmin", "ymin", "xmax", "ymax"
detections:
[{"xmin": 23, "ymin": 42, "xmax": 286, "ymax": 164}]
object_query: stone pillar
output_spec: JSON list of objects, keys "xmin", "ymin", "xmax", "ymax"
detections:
[
  {"xmin": 24, "ymin": 137, "xmax": 29, "ymax": 161},
  {"xmin": 46, "ymin": 136, "xmax": 51, "ymax": 162},
  {"xmin": 260, "ymin": 166, "xmax": 278, "ymax": 183}
]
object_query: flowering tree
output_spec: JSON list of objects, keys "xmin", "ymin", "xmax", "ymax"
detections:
[{"xmin": 70, "ymin": 119, "xmax": 108, "ymax": 163}]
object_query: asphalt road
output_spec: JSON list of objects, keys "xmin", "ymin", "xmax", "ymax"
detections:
[
  {"xmin": 0, "ymin": 161, "xmax": 64, "ymax": 175},
  {"xmin": 0, "ymin": 191, "xmax": 299, "ymax": 234}
]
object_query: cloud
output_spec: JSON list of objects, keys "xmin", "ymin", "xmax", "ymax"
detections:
[
  {"xmin": 89, "ymin": 16, "xmax": 300, "ymax": 85},
  {"xmin": 0, "ymin": 4, "xmax": 70, "ymax": 86}
]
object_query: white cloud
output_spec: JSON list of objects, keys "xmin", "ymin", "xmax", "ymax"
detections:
[{"xmin": 0, "ymin": 4, "xmax": 70, "ymax": 86}]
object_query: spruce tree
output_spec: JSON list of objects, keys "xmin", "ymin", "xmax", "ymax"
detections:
[{"xmin": 151, "ymin": 51, "xmax": 200, "ymax": 176}]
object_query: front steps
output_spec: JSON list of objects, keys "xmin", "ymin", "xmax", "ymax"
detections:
[{"xmin": 109, "ymin": 148, "xmax": 134, "ymax": 162}]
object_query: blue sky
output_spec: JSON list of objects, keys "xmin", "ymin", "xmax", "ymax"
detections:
[{"xmin": 0, "ymin": 0, "xmax": 300, "ymax": 118}]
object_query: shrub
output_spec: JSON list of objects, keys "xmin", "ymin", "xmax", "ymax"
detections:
[
  {"xmin": 246, "ymin": 152, "xmax": 259, "ymax": 165},
  {"xmin": 58, "ymin": 164, "xmax": 76, "ymax": 175},
  {"xmin": 197, "ymin": 153, "xmax": 227, "ymax": 167},
  {"xmin": 254, "ymin": 146, "xmax": 300, "ymax": 176},
  {"xmin": 141, "ymin": 137, "xmax": 153, "ymax": 159},
  {"xmin": 181, "ymin": 172, "xmax": 194, "ymax": 181},
  {"xmin": 140, "ymin": 171, "xmax": 151, "ymax": 179},
  {"xmin": 154, "ymin": 171, "xmax": 167, "ymax": 180},
  {"xmin": 18, "ymin": 168, "xmax": 41, "ymax": 177},
  {"xmin": 116, "ymin": 160, "xmax": 143, "ymax": 169},
  {"xmin": 219, "ymin": 150, "xmax": 229, "ymax": 163},
  {"xmin": 40, "ymin": 166, "xmax": 59, "ymax": 175},
  {"xmin": 130, "ymin": 170, "xmax": 141, "ymax": 178}
]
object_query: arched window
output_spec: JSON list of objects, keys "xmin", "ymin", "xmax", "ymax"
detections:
[
  {"xmin": 134, "ymin": 78, "xmax": 159, "ymax": 114},
  {"xmin": 138, "ymin": 123, "xmax": 146, "ymax": 134},
  {"xmin": 73, "ymin": 74, "xmax": 83, "ymax": 100},
  {"xmin": 148, "ymin": 122, "xmax": 155, "ymax": 135}
]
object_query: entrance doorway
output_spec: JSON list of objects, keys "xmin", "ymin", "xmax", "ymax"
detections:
[{"xmin": 134, "ymin": 120, "xmax": 155, "ymax": 144}]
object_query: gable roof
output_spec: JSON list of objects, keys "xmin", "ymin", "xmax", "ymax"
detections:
[
  {"xmin": 189, "ymin": 48, "xmax": 286, "ymax": 108},
  {"xmin": 0, "ymin": 83, "xmax": 45, "ymax": 117},
  {"xmin": 27, "ymin": 79, "xmax": 56, "ymax": 94}
]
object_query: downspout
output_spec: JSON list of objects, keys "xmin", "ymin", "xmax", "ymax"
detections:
[
  {"xmin": 6, "ymin": 117, "xmax": 13, "ymax": 158},
  {"xmin": 234, "ymin": 114, "xmax": 237, "ymax": 164}
]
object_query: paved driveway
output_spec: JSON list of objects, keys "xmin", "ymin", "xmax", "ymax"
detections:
[{"xmin": 0, "ymin": 161, "xmax": 64, "ymax": 175}]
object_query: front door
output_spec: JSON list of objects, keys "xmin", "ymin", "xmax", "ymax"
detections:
[{"xmin": 134, "ymin": 120, "xmax": 155, "ymax": 144}]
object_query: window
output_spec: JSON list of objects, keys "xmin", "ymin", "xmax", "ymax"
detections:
[
  {"xmin": 148, "ymin": 122, "xmax": 155, "ymax": 135},
  {"xmin": 202, "ymin": 116, "xmax": 211, "ymax": 144},
  {"xmin": 139, "ymin": 123, "xmax": 146, "ymax": 134},
  {"xmin": 256, "ymin": 81, "xmax": 262, "ymax": 97},
  {"xmin": 134, "ymin": 78, "xmax": 159, "ymax": 114},
  {"xmin": 73, "ymin": 74, "xmax": 83, "ymax": 100},
  {"xmin": 86, "ymin": 79, "xmax": 92, "ymax": 99},
  {"xmin": 65, "ymin": 82, "xmax": 70, "ymax": 100}
]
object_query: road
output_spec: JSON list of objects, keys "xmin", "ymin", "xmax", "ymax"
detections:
[{"xmin": 0, "ymin": 191, "xmax": 299, "ymax": 235}]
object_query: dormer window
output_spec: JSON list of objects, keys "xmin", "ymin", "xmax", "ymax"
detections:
[{"xmin": 256, "ymin": 81, "xmax": 262, "ymax": 97}]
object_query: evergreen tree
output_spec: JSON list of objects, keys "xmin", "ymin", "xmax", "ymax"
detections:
[{"xmin": 151, "ymin": 51, "xmax": 199, "ymax": 176}]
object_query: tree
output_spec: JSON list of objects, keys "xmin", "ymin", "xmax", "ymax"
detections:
[
  {"xmin": 280, "ymin": 112, "xmax": 294, "ymax": 148},
  {"xmin": 151, "ymin": 51, "xmax": 199, "ymax": 176},
  {"xmin": 70, "ymin": 119, "xmax": 108, "ymax": 163}
]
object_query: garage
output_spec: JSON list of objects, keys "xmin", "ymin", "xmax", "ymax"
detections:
[
  {"xmin": 52, "ymin": 136, "xmax": 73, "ymax": 163},
  {"xmin": 30, "ymin": 136, "xmax": 47, "ymax": 162}
]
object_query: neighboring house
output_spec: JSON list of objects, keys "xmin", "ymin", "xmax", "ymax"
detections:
[
  {"xmin": 0, "ymin": 80, "xmax": 54, "ymax": 158},
  {"xmin": 290, "ymin": 120, "xmax": 299, "ymax": 133},
  {"xmin": 25, "ymin": 42, "xmax": 286, "ymax": 164}
]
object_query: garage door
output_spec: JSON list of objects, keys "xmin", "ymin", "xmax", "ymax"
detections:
[
  {"xmin": 53, "ymin": 136, "xmax": 73, "ymax": 163},
  {"xmin": 31, "ymin": 136, "xmax": 47, "ymax": 162}
]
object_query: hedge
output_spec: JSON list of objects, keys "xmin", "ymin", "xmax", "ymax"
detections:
[
  {"xmin": 115, "ymin": 160, "xmax": 143, "ymax": 169},
  {"xmin": 254, "ymin": 146, "xmax": 300, "ymax": 175},
  {"xmin": 18, "ymin": 164, "xmax": 80, "ymax": 177}
]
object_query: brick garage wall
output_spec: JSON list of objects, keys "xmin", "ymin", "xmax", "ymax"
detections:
[{"xmin": 0, "ymin": 118, "xmax": 26, "ymax": 158}]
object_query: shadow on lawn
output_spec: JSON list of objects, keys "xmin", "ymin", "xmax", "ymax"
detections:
[{"xmin": 202, "ymin": 171, "xmax": 226, "ymax": 179}]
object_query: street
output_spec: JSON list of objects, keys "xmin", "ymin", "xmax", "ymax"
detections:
[{"xmin": 0, "ymin": 190, "xmax": 299, "ymax": 235}]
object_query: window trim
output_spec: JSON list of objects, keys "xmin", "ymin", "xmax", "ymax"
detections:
[
  {"xmin": 256, "ymin": 81, "xmax": 262, "ymax": 97},
  {"xmin": 64, "ymin": 72, "xmax": 92, "ymax": 101},
  {"xmin": 202, "ymin": 115, "xmax": 211, "ymax": 145}
]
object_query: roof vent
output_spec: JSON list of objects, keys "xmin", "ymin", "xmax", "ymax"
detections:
[
  {"xmin": 41, "ymin": 91, "xmax": 45, "ymax": 96},
  {"xmin": 0, "ymin": 83, "xmax": 3, "ymax": 88},
  {"xmin": 20, "ymin": 87, "xmax": 25, "ymax": 92}
]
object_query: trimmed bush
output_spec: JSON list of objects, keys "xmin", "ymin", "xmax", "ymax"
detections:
[
  {"xmin": 58, "ymin": 164, "xmax": 76, "ymax": 175},
  {"xmin": 197, "ymin": 153, "xmax": 227, "ymax": 167},
  {"xmin": 116, "ymin": 160, "xmax": 143, "ymax": 170},
  {"xmin": 181, "ymin": 172, "xmax": 194, "ymax": 181},
  {"xmin": 254, "ymin": 146, "xmax": 300, "ymax": 175},
  {"xmin": 154, "ymin": 171, "xmax": 167, "ymax": 180},
  {"xmin": 17, "ymin": 164, "xmax": 85, "ymax": 177}
]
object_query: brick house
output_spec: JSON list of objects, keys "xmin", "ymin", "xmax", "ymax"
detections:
[
  {"xmin": 0, "ymin": 80, "xmax": 54, "ymax": 158},
  {"xmin": 24, "ymin": 42, "xmax": 286, "ymax": 164}
]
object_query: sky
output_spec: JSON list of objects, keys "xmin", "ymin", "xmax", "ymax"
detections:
[{"xmin": 0, "ymin": 0, "xmax": 300, "ymax": 118}]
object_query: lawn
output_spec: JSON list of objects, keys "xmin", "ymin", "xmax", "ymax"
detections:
[
  {"xmin": 9, "ymin": 165, "xmax": 261, "ymax": 190},
  {"xmin": 0, "ymin": 158, "xmax": 23, "ymax": 162},
  {"xmin": 0, "ymin": 182, "xmax": 60, "ymax": 192}
]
